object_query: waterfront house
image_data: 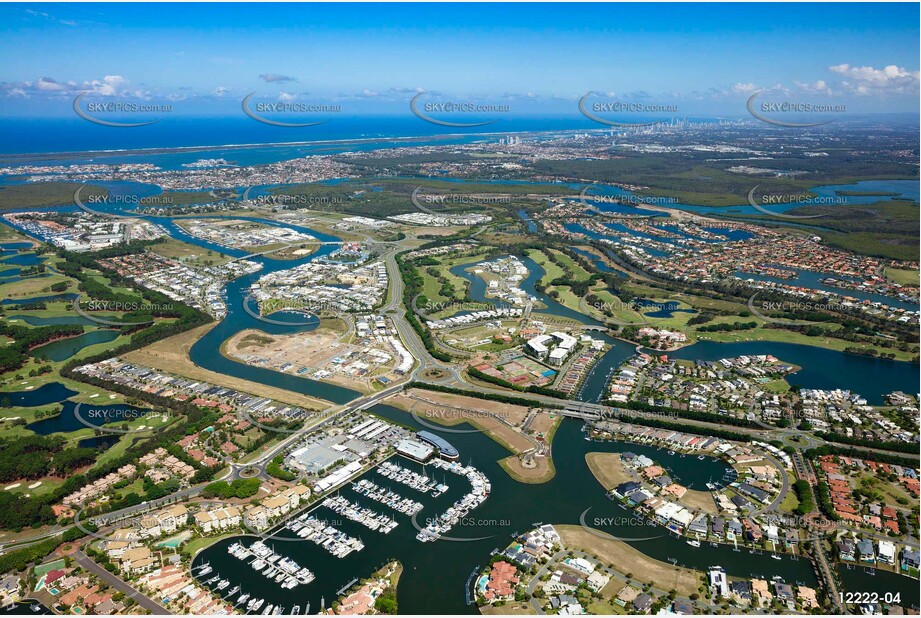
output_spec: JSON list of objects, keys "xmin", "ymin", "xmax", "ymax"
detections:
[
  {"xmin": 857, "ymin": 539, "xmax": 876, "ymax": 563},
  {"xmin": 710, "ymin": 517, "xmax": 725, "ymax": 538},
  {"xmin": 751, "ymin": 579, "xmax": 773, "ymax": 608},
  {"xmin": 708, "ymin": 567, "xmax": 729, "ymax": 598},
  {"xmin": 901, "ymin": 548, "xmax": 920, "ymax": 571},
  {"xmin": 798, "ymin": 586, "xmax": 820, "ymax": 610},
  {"xmin": 483, "ymin": 561, "xmax": 519, "ymax": 602},
  {"xmin": 731, "ymin": 580, "xmax": 752, "ymax": 604},
  {"xmin": 837, "ymin": 540, "xmax": 856, "ymax": 561},
  {"xmin": 772, "ymin": 581, "xmax": 796, "ymax": 610},
  {"xmin": 877, "ymin": 540, "xmax": 896, "ymax": 564},
  {"xmin": 727, "ymin": 519, "xmax": 744, "ymax": 540},
  {"xmin": 615, "ymin": 481, "xmax": 641, "ymax": 497},
  {"xmin": 688, "ymin": 514, "xmax": 708, "ymax": 537}
]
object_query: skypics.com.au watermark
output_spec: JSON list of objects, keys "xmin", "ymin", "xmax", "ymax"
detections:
[
  {"xmin": 423, "ymin": 300, "xmax": 510, "ymax": 313},
  {"xmin": 746, "ymin": 185, "xmax": 843, "ymax": 219},
  {"xmin": 580, "ymin": 185, "xmax": 679, "ymax": 209},
  {"xmin": 242, "ymin": 93, "xmax": 341, "ymax": 127},
  {"xmin": 72, "ymin": 403, "xmax": 175, "ymax": 435},
  {"xmin": 747, "ymin": 292, "xmax": 853, "ymax": 326},
  {"xmin": 241, "ymin": 295, "xmax": 336, "ymax": 327},
  {"xmin": 410, "ymin": 407, "xmax": 513, "ymax": 435},
  {"xmin": 410, "ymin": 186, "xmax": 510, "ymax": 217},
  {"xmin": 410, "ymin": 93, "xmax": 509, "ymax": 127},
  {"xmin": 746, "ymin": 90, "xmax": 846, "ymax": 127},
  {"xmin": 73, "ymin": 185, "xmax": 177, "ymax": 218},
  {"xmin": 72, "ymin": 295, "xmax": 165, "ymax": 327},
  {"xmin": 590, "ymin": 297, "xmax": 679, "ymax": 326},
  {"xmin": 73, "ymin": 93, "xmax": 173, "ymax": 127},
  {"xmin": 579, "ymin": 92, "xmax": 678, "ymax": 127}
]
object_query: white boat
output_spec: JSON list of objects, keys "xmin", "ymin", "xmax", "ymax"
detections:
[
  {"xmin": 292, "ymin": 605, "xmax": 301, "ymax": 615},
  {"xmin": 771, "ymin": 554, "xmax": 782, "ymax": 560},
  {"xmin": 687, "ymin": 539, "xmax": 701, "ymax": 548}
]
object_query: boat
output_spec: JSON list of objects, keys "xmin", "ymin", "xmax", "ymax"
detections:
[
  {"xmin": 771, "ymin": 554, "xmax": 782, "ymax": 560},
  {"xmin": 686, "ymin": 539, "xmax": 701, "ymax": 548},
  {"xmin": 237, "ymin": 593, "xmax": 250, "ymax": 605},
  {"xmin": 292, "ymin": 605, "xmax": 301, "ymax": 615}
]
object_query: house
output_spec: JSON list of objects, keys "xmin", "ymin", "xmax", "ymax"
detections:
[
  {"xmin": 632, "ymin": 593, "xmax": 653, "ymax": 614},
  {"xmin": 857, "ymin": 539, "xmax": 876, "ymax": 563},
  {"xmin": 751, "ymin": 579, "xmax": 773, "ymax": 608},
  {"xmin": 483, "ymin": 561, "xmax": 518, "ymax": 602},
  {"xmin": 798, "ymin": 586, "xmax": 820, "ymax": 610},
  {"xmin": 0, "ymin": 574, "xmax": 21, "ymax": 608},
  {"xmin": 837, "ymin": 539, "xmax": 856, "ymax": 561},
  {"xmin": 708, "ymin": 567, "xmax": 729, "ymax": 598},
  {"xmin": 688, "ymin": 514, "xmax": 708, "ymax": 537},
  {"xmin": 731, "ymin": 495, "xmax": 752, "ymax": 511},
  {"xmin": 672, "ymin": 600, "xmax": 694, "ymax": 615},
  {"xmin": 901, "ymin": 548, "xmax": 920, "ymax": 572},
  {"xmin": 731, "ymin": 580, "xmax": 752, "ymax": 604},
  {"xmin": 615, "ymin": 481, "xmax": 641, "ymax": 496},
  {"xmin": 877, "ymin": 540, "xmax": 896, "ymax": 565},
  {"xmin": 710, "ymin": 517, "xmax": 725, "ymax": 538}
]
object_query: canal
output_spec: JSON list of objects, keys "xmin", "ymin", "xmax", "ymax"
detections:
[{"xmin": 194, "ymin": 412, "xmax": 821, "ymax": 614}]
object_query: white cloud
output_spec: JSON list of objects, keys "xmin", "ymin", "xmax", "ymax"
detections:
[
  {"xmin": 828, "ymin": 63, "xmax": 919, "ymax": 94},
  {"xmin": 732, "ymin": 82, "xmax": 759, "ymax": 94}
]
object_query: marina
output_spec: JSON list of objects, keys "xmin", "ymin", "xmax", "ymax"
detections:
[{"xmin": 352, "ymin": 479, "xmax": 424, "ymax": 515}]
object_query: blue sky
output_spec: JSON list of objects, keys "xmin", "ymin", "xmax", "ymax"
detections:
[{"xmin": 1, "ymin": 3, "xmax": 918, "ymax": 117}]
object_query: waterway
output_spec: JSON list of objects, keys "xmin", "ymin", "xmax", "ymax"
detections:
[
  {"xmin": 32, "ymin": 329, "xmax": 121, "ymax": 362},
  {"xmin": 194, "ymin": 412, "xmax": 822, "ymax": 615},
  {"xmin": 667, "ymin": 340, "xmax": 919, "ymax": 405}
]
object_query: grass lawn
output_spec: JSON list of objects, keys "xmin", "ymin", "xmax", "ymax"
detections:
[
  {"xmin": 885, "ymin": 267, "xmax": 919, "ymax": 286},
  {"xmin": 760, "ymin": 378, "xmax": 791, "ymax": 394},
  {"xmin": 779, "ymin": 473, "xmax": 801, "ymax": 513},
  {"xmin": 184, "ymin": 532, "xmax": 239, "ymax": 558},
  {"xmin": 526, "ymin": 248, "xmax": 566, "ymax": 283},
  {"xmin": 696, "ymin": 326, "xmax": 917, "ymax": 361}
]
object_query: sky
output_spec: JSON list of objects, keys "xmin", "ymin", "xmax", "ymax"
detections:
[{"xmin": 1, "ymin": 3, "xmax": 919, "ymax": 119}]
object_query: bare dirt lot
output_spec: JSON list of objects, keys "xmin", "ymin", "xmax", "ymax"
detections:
[
  {"xmin": 123, "ymin": 324, "xmax": 331, "ymax": 411},
  {"xmin": 556, "ymin": 525, "xmax": 702, "ymax": 597}
]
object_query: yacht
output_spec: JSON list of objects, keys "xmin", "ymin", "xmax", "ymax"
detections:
[{"xmin": 686, "ymin": 539, "xmax": 701, "ymax": 548}]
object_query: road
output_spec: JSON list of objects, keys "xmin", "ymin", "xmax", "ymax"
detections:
[{"xmin": 73, "ymin": 550, "xmax": 171, "ymax": 615}]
